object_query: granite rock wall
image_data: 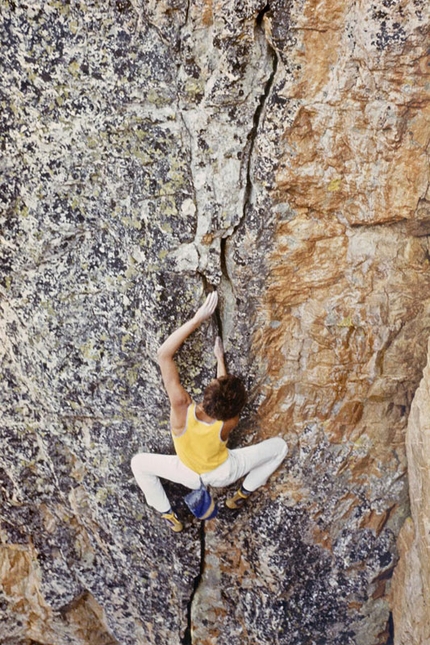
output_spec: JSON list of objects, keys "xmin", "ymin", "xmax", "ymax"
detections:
[{"xmin": 1, "ymin": 0, "xmax": 429, "ymax": 644}]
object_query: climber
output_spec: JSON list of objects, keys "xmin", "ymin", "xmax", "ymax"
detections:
[{"xmin": 131, "ymin": 292, "xmax": 288, "ymax": 532}]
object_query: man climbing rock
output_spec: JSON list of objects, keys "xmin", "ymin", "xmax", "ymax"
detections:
[{"xmin": 131, "ymin": 292, "xmax": 288, "ymax": 532}]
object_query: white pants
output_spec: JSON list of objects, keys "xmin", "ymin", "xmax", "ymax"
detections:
[{"xmin": 131, "ymin": 437, "xmax": 288, "ymax": 514}]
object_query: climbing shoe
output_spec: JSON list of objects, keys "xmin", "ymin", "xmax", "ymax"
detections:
[
  {"xmin": 161, "ymin": 510, "xmax": 184, "ymax": 533},
  {"xmin": 225, "ymin": 487, "xmax": 251, "ymax": 510}
]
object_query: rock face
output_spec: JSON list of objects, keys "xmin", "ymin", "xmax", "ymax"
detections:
[
  {"xmin": 390, "ymin": 340, "xmax": 430, "ymax": 645},
  {"xmin": 1, "ymin": 1, "xmax": 429, "ymax": 644}
]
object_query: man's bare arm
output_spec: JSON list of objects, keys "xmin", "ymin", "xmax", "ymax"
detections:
[
  {"xmin": 157, "ymin": 292, "xmax": 218, "ymax": 417},
  {"xmin": 214, "ymin": 336, "xmax": 227, "ymax": 377}
]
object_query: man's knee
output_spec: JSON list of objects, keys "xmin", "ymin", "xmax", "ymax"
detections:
[
  {"xmin": 130, "ymin": 454, "xmax": 137, "ymax": 474},
  {"xmin": 269, "ymin": 436, "xmax": 288, "ymax": 459},
  {"xmin": 130, "ymin": 453, "xmax": 143, "ymax": 476}
]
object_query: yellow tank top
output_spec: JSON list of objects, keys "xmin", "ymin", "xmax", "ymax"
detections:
[{"xmin": 172, "ymin": 402, "xmax": 228, "ymax": 474}]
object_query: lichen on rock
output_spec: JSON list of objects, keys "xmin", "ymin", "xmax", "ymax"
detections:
[{"xmin": 1, "ymin": 0, "xmax": 430, "ymax": 644}]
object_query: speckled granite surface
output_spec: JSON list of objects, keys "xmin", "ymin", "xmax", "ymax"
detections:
[{"xmin": 1, "ymin": 1, "xmax": 430, "ymax": 644}]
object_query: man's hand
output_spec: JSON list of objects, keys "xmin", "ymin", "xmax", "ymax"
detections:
[
  {"xmin": 214, "ymin": 336, "xmax": 224, "ymax": 360},
  {"xmin": 193, "ymin": 291, "xmax": 218, "ymax": 324}
]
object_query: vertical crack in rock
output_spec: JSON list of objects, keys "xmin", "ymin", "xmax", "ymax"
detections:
[
  {"xmin": 221, "ymin": 5, "xmax": 278, "ymax": 248},
  {"xmin": 184, "ymin": 0, "xmax": 191, "ymax": 27},
  {"xmin": 181, "ymin": 4, "xmax": 278, "ymax": 645},
  {"xmin": 387, "ymin": 611, "xmax": 395, "ymax": 645},
  {"xmin": 241, "ymin": 3, "xmax": 277, "ymax": 230},
  {"xmin": 179, "ymin": 5, "xmax": 279, "ymax": 641},
  {"xmin": 219, "ymin": 4, "xmax": 278, "ymax": 336},
  {"xmin": 181, "ymin": 521, "xmax": 205, "ymax": 645}
]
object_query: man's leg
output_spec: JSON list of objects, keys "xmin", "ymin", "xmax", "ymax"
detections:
[
  {"xmin": 204, "ymin": 437, "xmax": 288, "ymax": 508},
  {"xmin": 131, "ymin": 452, "xmax": 200, "ymax": 513},
  {"xmin": 235, "ymin": 437, "xmax": 288, "ymax": 492}
]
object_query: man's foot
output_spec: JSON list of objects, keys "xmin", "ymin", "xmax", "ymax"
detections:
[
  {"xmin": 226, "ymin": 487, "xmax": 251, "ymax": 510},
  {"xmin": 161, "ymin": 510, "xmax": 184, "ymax": 532}
]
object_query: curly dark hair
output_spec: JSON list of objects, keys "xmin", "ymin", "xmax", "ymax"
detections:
[{"xmin": 202, "ymin": 375, "xmax": 247, "ymax": 421}]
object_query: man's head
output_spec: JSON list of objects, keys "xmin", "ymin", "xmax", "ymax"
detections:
[{"xmin": 202, "ymin": 375, "xmax": 247, "ymax": 421}]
